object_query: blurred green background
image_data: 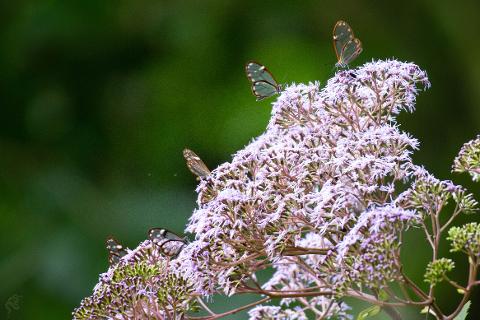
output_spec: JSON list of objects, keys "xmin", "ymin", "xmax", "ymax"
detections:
[{"xmin": 1, "ymin": 0, "xmax": 479, "ymax": 319}]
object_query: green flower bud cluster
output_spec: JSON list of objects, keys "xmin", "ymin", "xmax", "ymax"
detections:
[
  {"xmin": 424, "ymin": 258, "xmax": 455, "ymax": 286},
  {"xmin": 448, "ymin": 222, "xmax": 480, "ymax": 257}
]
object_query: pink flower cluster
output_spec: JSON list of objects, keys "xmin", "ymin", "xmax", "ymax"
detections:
[
  {"xmin": 77, "ymin": 59, "xmax": 478, "ymax": 319},
  {"xmin": 180, "ymin": 60, "xmax": 431, "ymax": 316}
]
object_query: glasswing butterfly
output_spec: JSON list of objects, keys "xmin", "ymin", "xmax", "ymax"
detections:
[
  {"xmin": 333, "ymin": 20, "xmax": 363, "ymax": 68},
  {"xmin": 106, "ymin": 236, "xmax": 128, "ymax": 265},
  {"xmin": 148, "ymin": 228, "xmax": 186, "ymax": 257},
  {"xmin": 245, "ymin": 61, "xmax": 282, "ymax": 101},
  {"xmin": 183, "ymin": 148, "xmax": 211, "ymax": 179}
]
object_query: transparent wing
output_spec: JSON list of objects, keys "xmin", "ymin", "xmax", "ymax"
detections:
[
  {"xmin": 149, "ymin": 228, "xmax": 185, "ymax": 244},
  {"xmin": 148, "ymin": 228, "xmax": 166, "ymax": 245},
  {"xmin": 183, "ymin": 148, "xmax": 211, "ymax": 177},
  {"xmin": 160, "ymin": 241, "xmax": 185, "ymax": 257},
  {"xmin": 339, "ymin": 38, "xmax": 362, "ymax": 66},
  {"xmin": 106, "ymin": 237, "xmax": 123, "ymax": 252},
  {"xmin": 148, "ymin": 228, "xmax": 186, "ymax": 257},
  {"xmin": 333, "ymin": 20, "xmax": 354, "ymax": 61},
  {"xmin": 245, "ymin": 61, "xmax": 278, "ymax": 85},
  {"xmin": 163, "ymin": 230, "xmax": 185, "ymax": 242},
  {"xmin": 106, "ymin": 237, "xmax": 128, "ymax": 265},
  {"xmin": 252, "ymin": 81, "xmax": 279, "ymax": 101},
  {"xmin": 108, "ymin": 253, "xmax": 121, "ymax": 265}
]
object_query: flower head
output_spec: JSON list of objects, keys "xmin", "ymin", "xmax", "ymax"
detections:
[
  {"xmin": 73, "ymin": 241, "xmax": 197, "ymax": 319},
  {"xmin": 185, "ymin": 60, "xmax": 431, "ymax": 301},
  {"xmin": 76, "ymin": 59, "xmax": 455, "ymax": 320}
]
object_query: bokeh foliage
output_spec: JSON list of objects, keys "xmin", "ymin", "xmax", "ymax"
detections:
[{"xmin": 0, "ymin": 0, "xmax": 479, "ymax": 318}]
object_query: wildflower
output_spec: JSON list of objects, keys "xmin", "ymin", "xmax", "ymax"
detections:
[
  {"xmin": 448, "ymin": 223, "xmax": 480, "ymax": 257},
  {"xmin": 76, "ymin": 59, "xmax": 480, "ymax": 319},
  {"xmin": 186, "ymin": 60, "xmax": 431, "ymax": 300},
  {"xmin": 424, "ymin": 258, "xmax": 455, "ymax": 286},
  {"xmin": 453, "ymin": 135, "xmax": 480, "ymax": 181},
  {"xmin": 73, "ymin": 241, "xmax": 197, "ymax": 319}
]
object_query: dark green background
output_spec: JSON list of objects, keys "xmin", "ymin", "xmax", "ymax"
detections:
[{"xmin": 1, "ymin": 0, "xmax": 479, "ymax": 319}]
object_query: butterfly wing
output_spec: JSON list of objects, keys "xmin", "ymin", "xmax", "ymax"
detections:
[
  {"xmin": 148, "ymin": 228, "xmax": 185, "ymax": 243},
  {"xmin": 245, "ymin": 61, "xmax": 281, "ymax": 100},
  {"xmin": 252, "ymin": 81, "xmax": 280, "ymax": 101},
  {"xmin": 183, "ymin": 148, "xmax": 211, "ymax": 178},
  {"xmin": 148, "ymin": 228, "xmax": 167, "ymax": 246},
  {"xmin": 106, "ymin": 237, "xmax": 128, "ymax": 265},
  {"xmin": 163, "ymin": 230, "xmax": 185, "ymax": 242},
  {"xmin": 148, "ymin": 228, "xmax": 186, "ymax": 257},
  {"xmin": 108, "ymin": 253, "xmax": 121, "ymax": 265},
  {"xmin": 339, "ymin": 38, "xmax": 363, "ymax": 67},
  {"xmin": 246, "ymin": 61, "xmax": 277, "ymax": 84},
  {"xmin": 333, "ymin": 20, "xmax": 354, "ymax": 62}
]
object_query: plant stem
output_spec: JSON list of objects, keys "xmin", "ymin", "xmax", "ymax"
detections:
[{"xmin": 383, "ymin": 306, "xmax": 402, "ymax": 320}]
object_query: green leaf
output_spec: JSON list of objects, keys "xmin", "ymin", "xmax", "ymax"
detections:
[
  {"xmin": 357, "ymin": 305, "xmax": 381, "ymax": 320},
  {"xmin": 454, "ymin": 301, "xmax": 471, "ymax": 320}
]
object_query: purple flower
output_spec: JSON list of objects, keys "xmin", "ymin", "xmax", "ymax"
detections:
[
  {"xmin": 73, "ymin": 241, "xmax": 197, "ymax": 319},
  {"xmin": 183, "ymin": 60, "xmax": 431, "ymax": 299},
  {"xmin": 76, "ymin": 59, "xmax": 449, "ymax": 319},
  {"xmin": 453, "ymin": 135, "xmax": 480, "ymax": 182}
]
